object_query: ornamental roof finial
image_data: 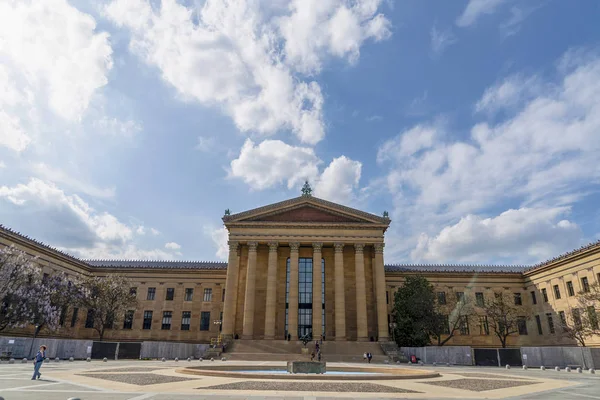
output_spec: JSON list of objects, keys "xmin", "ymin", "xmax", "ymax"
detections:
[
  {"xmin": 383, "ymin": 210, "xmax": 389, "ymax": 219},
  {"xmin": 224, "ymin": 209, "xmax": 231, "ymax": 216},
  {"xmin": 301, "ymin": 180, "xmax": 312, "ymax": 197}
]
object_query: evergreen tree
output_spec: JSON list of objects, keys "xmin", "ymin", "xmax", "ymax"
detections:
[{"xmin": 391, "ymin": 275, "xmax": 436, "ymax": 346}]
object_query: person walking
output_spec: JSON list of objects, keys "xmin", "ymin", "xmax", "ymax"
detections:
[
  {"xmin": 32, "ymin": 345, "xmax": 47, "ymax": 380},
  {"xmin": 367, "ymin": 352, "xmax": 372, "ymax": 364}
]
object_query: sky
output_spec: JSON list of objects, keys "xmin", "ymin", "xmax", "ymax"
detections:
[{"xmin": 1, "ymin": 0, "xmax": 600, "ymax": 265}]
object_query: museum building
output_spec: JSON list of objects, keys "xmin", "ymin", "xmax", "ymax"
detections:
[{"xmin": 1, "ymin": 191, "xmax": 599, "ymax": 348}]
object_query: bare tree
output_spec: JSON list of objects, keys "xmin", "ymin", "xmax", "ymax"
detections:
[
  {"xmin": 78, "ymin": 274, "xmax": 138, "ymax": 340},
  {"xmin": 481, "ymin": 291, "xmax": 531, "ymax": 348},
  {"xmin": 431, "ymin": 292, "xmax": 475, "ymax": 346},
  {"xmin": 560, "ymin": 306, "xmax": 596, "ymax": 346}
]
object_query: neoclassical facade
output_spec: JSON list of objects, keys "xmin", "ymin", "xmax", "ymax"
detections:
[
  {"xmin": 0, "ymin": 193, "xmax": 599, "ymax": 347},
  {"xmin": 220, "ymin": 193, "xmax": 391, "ymax": 342}
]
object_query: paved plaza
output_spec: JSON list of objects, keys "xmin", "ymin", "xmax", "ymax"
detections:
[{"xmin": 0, "ymin": 359, "xmax": 598, "ymax": 400}]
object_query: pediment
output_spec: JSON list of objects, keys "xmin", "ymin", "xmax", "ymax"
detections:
[
  {"xmin": 223, "ymin": 196, "xmax": 390, "ymax": 225},
  {"xmin": 246, "ymin": 205, "xmax": 365, "ymax": 223}
]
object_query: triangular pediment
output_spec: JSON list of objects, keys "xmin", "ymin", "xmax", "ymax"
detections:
[{"xmin": 223, "ymin": 196, "xmax": 390, "ymax": 225}]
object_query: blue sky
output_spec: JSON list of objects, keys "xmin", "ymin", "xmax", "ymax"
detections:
[{"xmin": 1, "ymin": 0, "xmax": 599, "ymax": 264}]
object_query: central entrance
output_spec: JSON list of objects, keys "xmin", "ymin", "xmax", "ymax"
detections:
[{"xmin": 285, "ymin": 256, "xmax": 325, "ymax": 339}]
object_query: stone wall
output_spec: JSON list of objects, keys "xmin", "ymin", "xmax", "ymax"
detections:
[{"xmin": 139, "ymin": 341, "xmax": 209, "ymax": 359}]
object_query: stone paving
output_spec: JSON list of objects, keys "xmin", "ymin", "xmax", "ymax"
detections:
[{"xmin": 0, "ymin": 359, "xmax": 597, "ymax": 400}]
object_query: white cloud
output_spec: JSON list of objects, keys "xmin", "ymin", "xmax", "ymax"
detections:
[
  {"xmin": 206, "ymin": 226, "xmax": 229, "ymax": 261},
  {"xmin": 475, "ymin": 74, "xmax": 540, "ymax": 114},
  {"xmin": 136, "ymin": 226, "xmax": 146, "ymax": 235},
  {"xmin": 0, "ymin": 161, "xmax": 5, "ymax": 169},
  {"xmin": 66, "ymin": 243, "xmax": 178, "ymax": 261},
  {"xmin": 30, "ymin": 163, "xmax": 116, "ymax": 199},
  {"xmin": 430, "ymin": 25, "xmax": 456, "ymax": 57},
  {"xmin": 0, "ymin": 178, "xmax": 131, "ymax": 244},
  {"xmin": 278, "ymin": 0, "xmax": 391, "ymax": 74},
  {"xmin": 379, "ymin": 50, "xmax": 600, "ymax": 263},
  {"xmin": 366, "ymin": 115, "xmax": 383, "ymax": 122},
  {"xmin": 314, "ymin": 156, "xmax": 362, "ymax": 205},
  {"xmin": 412, "ymin": 207, "xmax": 581, "ymax": 263},
  {"xmin": 0, "ymin": 0, "xmax": 113, "ymax": 151},
  {"xmin": 104, "ymin": 0, "xmax": 390, "ymax": 145},
  {"xmin": 456, "ymin": 0, "xmax": 507, "ymax": 27},
  {"xmin": 196, "ymin": 136, "xmax": 216, "ymax": 152},
  {"xmin": 229, "ymin": 139, "xmax": 321, "ymax": 190},
  {"xmin": 150, "ymin": 228, "xmax": 160, "ymax": 235},
  {"xmin": 165, "ymin": 242, "xmax": 181, "ymax": 250},
  {"xmin": 499, "ymin": 5, "xmax": 539, "ymax": 38},
  {"xmin": 92, "ymin": 117, "xmax": 142, "ymax": 137}
]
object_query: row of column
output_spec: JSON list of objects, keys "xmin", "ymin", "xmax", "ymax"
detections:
[{"xmin": 221, "ymin": 242, "xmax": 389, "ymax": 341}]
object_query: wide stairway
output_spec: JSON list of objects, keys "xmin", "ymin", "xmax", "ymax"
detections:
[{"xmin": 225, "ymin": 340, "xmax": 389, "ymax": 363}]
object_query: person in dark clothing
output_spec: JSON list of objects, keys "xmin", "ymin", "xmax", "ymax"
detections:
[
  {"xmin": 32, "ymin": 345, "xmax": 47, "ymax": 380},
  {"xmin": 367, "ymin": 352, "xmax": 372, "ymax": 363}
]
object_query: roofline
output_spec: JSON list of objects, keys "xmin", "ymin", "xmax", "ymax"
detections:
[
  {"xmin": 223, "ymin": 195, "xmax": 391, "ymax": 224},
  {"xmin": 524, "ymin": 239, "xmax": 600, "ymax": 275}
]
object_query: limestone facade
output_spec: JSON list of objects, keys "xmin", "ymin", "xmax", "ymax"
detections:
[{"xmin": 0, "ymin": 194, "xmax": 599, "ymax": 347}]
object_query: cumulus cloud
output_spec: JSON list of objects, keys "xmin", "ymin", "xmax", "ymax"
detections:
[
  {"xmin": 229, "ymin": 139, "xmax": 321, "ymax": 190},
  {"xmin": 206, "ymin": 226, "xmax": 229, "ymax": 261},
  {"xmin": 456, "ymin": 0, "xmax": 508, "ymax": 27},
  {"xmin": 66, "ymin": 243, "xmax": 178, "ymax": 261},
  {"xmin": 0, "ymin": 0, "xmax": 113, "ymax": 152},
  {"xmin": 0, "ymin": 178, "xmax": 131, "ymax": 244},
  {"xmin": 165, "ymin": 242, "xmax": 181, "ymax": 250},
  {"xmin": 475, "ymin": 74, "xmax": 540, "ymax": 114},
  {"xmin": 30, "ymin": 163, "xmax": 116, "ymax": 199},
  {"xmin": 314, "ymin": 156, "xmax": 362, "ymax": 205},
  {"xmin": 412, "ymin": 207, "xmax": 581, "ymax": 263},
  {"xmin": 104, "ymin": 0, "xmax": 390, "ymax": 145},
  {"xmin": 379, "ymin": 50, "xmax": 600, "ymax": 263}
]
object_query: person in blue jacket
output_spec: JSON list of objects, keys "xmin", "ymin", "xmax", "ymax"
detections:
[{"xmin": 32, "ymin": 345, "xmax": 47, "ymax": 380}]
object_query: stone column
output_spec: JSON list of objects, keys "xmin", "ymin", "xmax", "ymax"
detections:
[
  {"xmin": 242, "ymin": 241, "xmax": 258, "ymax": 339},
  {"xmin": 264, "ymin": 242, "xmax": 278, "ymax": 339},
  {"xmin": 354, "ymin": 243, "xmax": 368, "ymax": 341},
  {"xmin": 374, "ymin": 243, "xmax": 389, "ymax": 341},
  {"xmin": 288, "ymin": 242, "xmax": 300, "ymax": 340},
  {"xmin": 312, "ymin": 242, "xmax": 323, "ymax": 340},
  {"xmin": 221, "ymin": 241, "xmax": 239, "ymax": 338},
  {"xmin": 334, "ymin": 243, "xmax": 346, "ymax": 341}
]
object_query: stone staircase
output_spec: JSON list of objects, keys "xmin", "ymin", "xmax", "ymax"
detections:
[
  {"xmin": 380, "ymin": 341, "xmax": 408, "ymax": 363},
  {"xmin": 225, "ymin": 340, "xmax": 389, "ymax": 363}
]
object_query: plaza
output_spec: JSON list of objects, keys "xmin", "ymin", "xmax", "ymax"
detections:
[{"xmin": 0, "ymin": 359, "xmax": 598, "ymax": 400}]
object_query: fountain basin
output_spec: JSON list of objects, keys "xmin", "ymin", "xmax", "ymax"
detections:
[{"xmin": 177, "ymin": 365, "xmax": 439, "ymax": 380}]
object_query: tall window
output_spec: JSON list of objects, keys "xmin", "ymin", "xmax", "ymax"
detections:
[
  {"xmin": 514, "ymin": 293, "xmax": 522, "ymax": 305},
  {"xmin": 558, "ymin": 311, "xmax": 567, "ymax": 331},
  {"xmin": 437, "ymin": 292, "xmax": 447, "ymax": 305},
  {"xmin": 553, "ymin": 285, "xmax": 561, "ymax": 300},
  {"xmin": 456, "ymin": 292, "xmax": 465, "ymax": 303},
  {"xmin": 222, "ymin": 289, "xmax": 226, "ymax": 302},
  {"xmin": 200, "ymin": 311, "xmax": 210, "ymax": 331},
  {"xmin": 479, "ymin": 316, "xmax": 489, "ymax": 335},
  {"xmin": 130, "ymin": 287, "xmax": 137, "ymax": 297},
  {"xmin": 573, "ymin": 309, "xmax": 582, "ymax": 329},
  {"xmin": 166, "ymin": 288, "xmax": 175, "ymax": 301},
  {"xmin": 587, "ymin": 306, "xmax": 599, "ymax": 330},
  {"xmin": 219, "ymin": 311, "xmax": 223, "ymax": 332},
  {"xmin": 541, "ymin": 288, "xmax": 548, "ymax": 303},
  {"xmin": 546, "ymin": 313, "xmax": 555, "ymax": 334},
  {"xmin": 143, "ymin": 311, "xmax": 153, "ymax": 329},
  {"xmin": 530, "ymin": 291, "xmax": 537, "ymax": 305},
  {"xmin": 59, "ymin": 306, "xmax": 67, "ymax": 327},
  {"xmin": 70, "ymin": 307, "xmax": 79, "ymax": 328},
  {"xmin": 517, "ymin": 317, "xmax": 528, "ymax": 335},
  {"xmin": 535, "ymin": 315, "xmax": 543, "ymax": 335},
  {"xmin": 161, "ymin": 311, "xmax": 172, "ymax": 330},
  {"xmin": 123, "ymin": 310, "xmax": 134, "ymax": 329},
  {"xmin": 184, "ymin": 288, "xmax": 194, "ymax": 301},
  {"xmin": 441, "ymin": 315, "xmax": 450, "ymax": 334},
  {"xmin": 459, "ymin": 316, "xmax": 469, "ymax": 335},
  {"xmin": 581, "ymin": 277, "xmax": 590, "ymax": 293},
  {"xmin": 85, "ymin": 309, "xmax": 95, "ymax": 328},
  {"xmin": 181, "ymin": 311, "xmax": 191, "ymax": 330},
  {"xmin": 567, "ymin": 281, "xmax": 575, "ymax": 296},
  {"xmin": 203, "ymin": 288, "xmax": 212, "ymax": 302},
  {"xmin": 386, "ymin": 291, "xmax": 389, "ymax": 304},
  {"xmin": 147, "ymin": 287, "xmax": 156, "ymax": 300},
  {"xmin": 475, "ymin": 292, "xmax": 484, "ymax": 307}
]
